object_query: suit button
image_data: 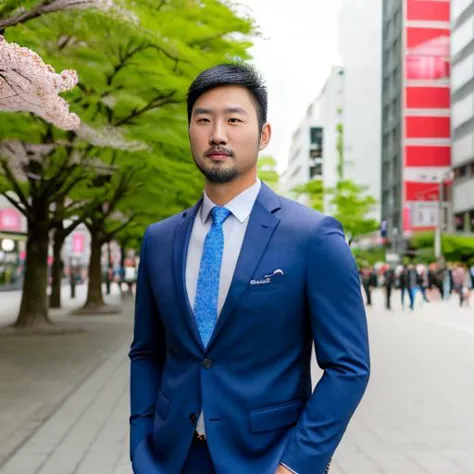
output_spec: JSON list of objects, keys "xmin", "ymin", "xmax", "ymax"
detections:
[
  {"xmin": 202, "ymin": 359, "xmax": 213, "ymax": 369},
  {"xmin": 189, "ymin": 413, "xmax": 197, "ymax": 423}
]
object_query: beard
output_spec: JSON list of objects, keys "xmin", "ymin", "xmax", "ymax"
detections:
[{"xmin": 195, "ymin": 158, "xmax": 239, "ymax": 184}]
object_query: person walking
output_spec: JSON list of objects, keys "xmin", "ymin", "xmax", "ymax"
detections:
[
  {"xmin": 129, "ymin": 64, "xmax": 370, "ymax": 474},
  {"xmin": 400, "ymin": 264, "xmax": 418, "ymax": 311},
  {"xmin": 360, "ymin": 264, "xmax": 374, "ymax": 306},
  {"xmin": 452, "ymin": 263, "xmax": 467, "ymax": 308},
  {"xmin": 384, "ymin": 265, "xmax": 395, "ymax": 310}
]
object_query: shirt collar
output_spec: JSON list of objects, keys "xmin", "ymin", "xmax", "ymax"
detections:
[{"xmin": 200, "ymin": 179, "xmax": 262, "ymax": 224}]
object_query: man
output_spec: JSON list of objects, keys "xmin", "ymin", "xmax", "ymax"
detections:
[
  {"xmin": 360, "ymin": 264, "xmax": 373, "ymax": 306},
  {"xmin": 129, "ymin": 64, "xmax": 370, "ymax": 474},
  {"xmin": 383, "ymin": 264, "xmax": 395, "ymax": 310}
]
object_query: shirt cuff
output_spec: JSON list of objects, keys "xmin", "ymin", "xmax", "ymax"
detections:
[{"xmin": 280, "ymin": 462, "xmax": 299, "ymax": 474}]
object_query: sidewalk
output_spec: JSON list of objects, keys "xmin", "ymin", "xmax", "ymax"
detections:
[
  {"xmin": 0, "ymin": 286, "xmax": 132, "ymax": 474},
  {"xmin": 1, "ymin": 288, "xmax": 474, "ymax": 473},
  {"xmin": 0, "ymin": 283, "xmax": 124, "ymax": 327}
]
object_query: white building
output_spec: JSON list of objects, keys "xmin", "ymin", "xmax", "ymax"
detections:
[
  {"xmin": 282, "ymin": 66, "xmax": 344, "ymax": 213},
  {"xmin": 451, "ymin": 0, "xmax": 474, "ymax": 232},
  {"xmin": 338, "ymin": 0, "xmax": 382, "ymax": 220}
]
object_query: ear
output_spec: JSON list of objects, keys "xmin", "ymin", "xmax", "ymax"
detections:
[{"xmin": 259, "ymin": 123, "xmax": 271, "ymax": 150}]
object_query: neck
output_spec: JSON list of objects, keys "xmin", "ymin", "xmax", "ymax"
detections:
[{"xmin": 205, "ymin": 173, "xmax": 258, "ymax": 206}]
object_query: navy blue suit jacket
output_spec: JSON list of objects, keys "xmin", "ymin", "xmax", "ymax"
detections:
[{"xmin": 129, "ymin": 183, "xmax": 370, "ymax": 474}]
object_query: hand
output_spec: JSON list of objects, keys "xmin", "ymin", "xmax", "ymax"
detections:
[{"xmin": 275, "ymin": 465, "xmax": 293, "ymax": 474}]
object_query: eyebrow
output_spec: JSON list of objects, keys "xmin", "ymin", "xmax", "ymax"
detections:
[{"xmin": 193, "ymin": 107, "xmax": 248, "ymax": 116}]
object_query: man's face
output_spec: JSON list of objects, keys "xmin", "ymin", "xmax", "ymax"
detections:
[{"xmin": 189, "ymin": 85, "xmax": 270, "ymax": 184}]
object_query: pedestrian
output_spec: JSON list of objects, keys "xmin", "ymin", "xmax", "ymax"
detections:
[
  {"xmin": 417, "ymin": 265, "xmax": 430, "ymax": 304},
  {"xmin": 463, "ymin": 265, "xmax": 472, "ymax": 307},
  {"xmin": 384, "ymin": 265, "xmax": 395, "ymax": 310},
  {"xmin": 360, "ymin": 264, "xmax": 372, "ymax": 306},
  {"xmin": 401, "ymin": 264, "xmax": 418, "ymax": 311},
  {"xmin": 452, "ymin": 263, "xmax": 466, "ymax": 307},
  {"xmin": 129, "ymin": 63, "xmax": 370, "ymax": 474}
]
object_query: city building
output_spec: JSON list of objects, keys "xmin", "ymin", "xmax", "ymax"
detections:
[
  {"xmin": 451, "ymin": 0, "xmax": 474, "ymax": 232},
  {"xmin": 281, "ymin": 66, "xmax": 344, "ymax": 212},
  {"xmin": 0, "ymin": 195, "xmax": 91, "ymax": 289},
  {"xmin": 0, "ymin": 195, "xmax": 26, "ymax": 289},
  {"xmin": 339, "ymin": 0, "xmax": 383, "ymax": 220},
  {"xmin": 381, "ymin": 0, "xmax": 451, "ymax": 242}
]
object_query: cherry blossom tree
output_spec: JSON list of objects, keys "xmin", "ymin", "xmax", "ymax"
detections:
[
  {"xmin": 0, "ymin": 37, "xmax": 80, "ymax": 130},
  {"xmin": 0, "ymin": 0, "xmax": 114, "ymax": 130},
  {"xmin": 0, "ymin": 0, "xmax": 256, "ymax": 327}
]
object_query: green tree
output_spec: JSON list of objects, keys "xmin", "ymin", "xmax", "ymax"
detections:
[
  {"xmin": 292, "ymin": 179, "xmax": 325, "ymax": 212},
  {"xmin": 257, "ymin": 155, "xmax": 279, "ymax": 190},
  {"xmin": 411, "ymin": 231, "xmax": 474, "ymax": 262},
  {"xmin": 326, "ymin": 179, "xmax": 379, "ymax": 240},
  {"xmin": 291, "ymin": 179, "xmax": 378, "ymax": 240},
  {"xmin": 0, "ymin": 1, "xmax": 256, "ymax": 326}
]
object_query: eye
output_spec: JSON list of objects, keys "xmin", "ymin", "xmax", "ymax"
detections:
[
  {"xmin": 228, "ymin": 118, "xmax": 243, "ymax": 124},
  {"xmin": 197, "ymin": 118, "xmax": 210, "ymax": 123}
]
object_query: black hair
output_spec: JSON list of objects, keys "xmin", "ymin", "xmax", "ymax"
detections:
[{"xmin": 187, "ymin": 63, "xmax": 268, "ymax": 130}]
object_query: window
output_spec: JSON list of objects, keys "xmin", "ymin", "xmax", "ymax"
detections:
[
  {"xmin": 392, "ymin": 154, "xmax": 400, "ymax": 175},
  {"xmin": 456, "ymin": 164, "xmax": 469, "ymax": 177},
  {"xmin": 309, "ymin": 162, "xmax": 323, "ymax": 179},
  {"xmin": 392, "ymin": 67, "xmax": 400, "ymax": 91},
  {"xmin": 382, "ymin": 162, "xmax": 390, "ymax": 181},
  {"xmin": 309, "ymin": 127, "xmax": 323, "ymax": 145}
]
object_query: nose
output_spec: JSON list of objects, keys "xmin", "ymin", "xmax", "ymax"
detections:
[{"xmin": 210, "ymin": 121, "xmax": 227, "ymax": 145}]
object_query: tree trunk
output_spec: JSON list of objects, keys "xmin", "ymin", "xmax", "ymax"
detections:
[
  {"xmin": 14, "ymin": 221, "xmax": 51, "ymax": 327},
  {"xmin": 49, "ymin": 231, "xmax": 65, "ymax": 308},
  {"xmin": 83, "ymin": 228, "xmax": 105, "ymax": 309}
]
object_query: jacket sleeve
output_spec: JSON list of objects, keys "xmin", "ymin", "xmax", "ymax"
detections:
[
  {"xmin": 280, "ymin": 216, "xmax": 370, "ymax": 473},
  {"xmin": 129, "ymin": 227, "xmax": 166, "ymax": 460}
]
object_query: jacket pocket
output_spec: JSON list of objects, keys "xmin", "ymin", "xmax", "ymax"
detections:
[
  {"xmin": 249, "ymin": 398, "xmax": 305, "ymax": 434},
  {"xmin": 156, "ymin": 390, "xmax": 170, "ymax": 420}
]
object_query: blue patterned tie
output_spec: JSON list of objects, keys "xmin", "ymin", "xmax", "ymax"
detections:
[{"xmin": 194, "ymin": 206, "xmax": 231, "ymax": 347}]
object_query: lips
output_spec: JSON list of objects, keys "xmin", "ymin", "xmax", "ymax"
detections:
[{"xmin": 206, "ymin": 150, "xmax": 231, "ymax": 160}]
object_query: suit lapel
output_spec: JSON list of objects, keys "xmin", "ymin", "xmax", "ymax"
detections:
[
  {"xmin": 172, "ymin": 198, "xmax": 205, "ymax": 350},
  {"xmin": 207, "ymin": 184, "xmax": 281, "ymax": 349}
]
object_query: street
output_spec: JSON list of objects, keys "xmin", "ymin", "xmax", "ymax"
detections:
[{"xmin": 1, "ymin": 289, "xmax": 474, "ymax": 473}]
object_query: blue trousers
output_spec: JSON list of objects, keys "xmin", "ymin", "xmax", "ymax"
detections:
[
  {"xmin": 181, "ymin": 439, "xmax": 215, "ymax": 474},
  {"xmin": 401, "ymin": 287, "xmax": 415, "ymax": 310}
]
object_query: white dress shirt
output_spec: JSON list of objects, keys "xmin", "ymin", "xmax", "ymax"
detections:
[{"xmin": 185, "ymin": 179, "xmax": 262, "ymax": 435}]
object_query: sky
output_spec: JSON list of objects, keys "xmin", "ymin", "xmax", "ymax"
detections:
[{"xmin": 236, "ymin": 0, "xmax": 344, "ymax": 172}]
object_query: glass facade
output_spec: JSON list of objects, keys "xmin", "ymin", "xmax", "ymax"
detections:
[{"xmin": 381, "ymin": 0, "xmax": 404, "ymax": 234}]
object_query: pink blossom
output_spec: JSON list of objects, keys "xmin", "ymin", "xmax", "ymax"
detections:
[{"xmin": 0, "ymin": 37, "xmax": 80, "ymax": 130}]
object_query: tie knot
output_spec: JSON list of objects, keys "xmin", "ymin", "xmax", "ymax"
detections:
[{"xmin": 211, "ymin": 206, "xmax": 231, "ymax": 225}]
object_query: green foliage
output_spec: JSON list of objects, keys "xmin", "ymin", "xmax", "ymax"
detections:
[
  {"xmin": 0, "ymin": 0, "xmax": 256, "ymax": 237},
  {"xmin": 411, "ymin": 231, "xmax": 474, "ymax": 262},
  {"xmin": 0, "ymin": 0, "xmax": 40, "ymax": 18},
  {"xmin": 292, "ymin": 179, "xmax": 324, "ymax": 212},
  {"xmin": 257, "ymin": 155, "xmax": 279, "ymax": 190},
  {"xmin": 327, "ymin": 179, "xmax": 379, "ymax": 238},
  {"xmin": 292, "ymin": 178, "xmax": 378, "ymax": 238},
  {"xmin": 352, "ymin": 247, "xmax": 386, "ymax": 267}
]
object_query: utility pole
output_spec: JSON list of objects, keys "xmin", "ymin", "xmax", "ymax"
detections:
[{"xmin": 435, "ymin": 170, "xmax": 453, "ymax": 260}]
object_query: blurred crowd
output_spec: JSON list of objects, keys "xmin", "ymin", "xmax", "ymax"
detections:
[{"xmin": 359, "ymin": 261, "xmax": 474, "ymax": 311}]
